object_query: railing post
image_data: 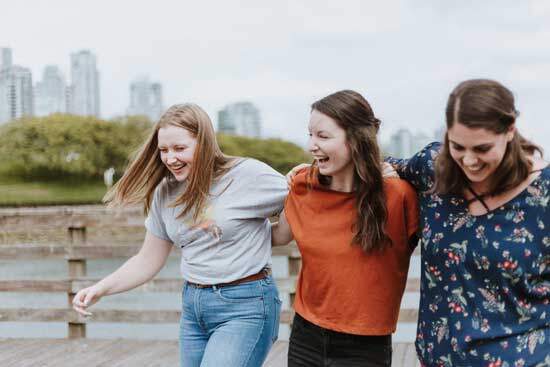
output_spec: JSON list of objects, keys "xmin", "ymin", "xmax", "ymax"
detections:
[{"xmin": 68, "ymin": 225, "xmax": 87, "ymax": 339}]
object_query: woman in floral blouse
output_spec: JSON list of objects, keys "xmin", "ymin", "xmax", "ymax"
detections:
[{"xmin": 387, "ymin": 79, "xmax": 549, "ymax": 366}]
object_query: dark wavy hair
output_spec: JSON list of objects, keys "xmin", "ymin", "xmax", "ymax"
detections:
[
  {"xmin": 309, "ymin": 90, "xmax": 391, "ymax": 252},
  {"xmin": 433, "ymin": 79, "xmax": 543, "ymax": 196}
]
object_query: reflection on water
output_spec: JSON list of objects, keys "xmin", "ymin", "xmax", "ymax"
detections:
[{"xmin": 0, "ymin": 255, "xmax": 419, "ymax": 342}]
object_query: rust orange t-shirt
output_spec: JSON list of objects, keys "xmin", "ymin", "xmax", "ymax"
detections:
[{"xmin": 284, "ymin": 169, "xmax": 419, "ymax": 335}]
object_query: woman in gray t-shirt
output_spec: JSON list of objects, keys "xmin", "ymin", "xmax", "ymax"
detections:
[{"xmin": 72, "ymin": 103, "xmax": 288, "ymax": 367}]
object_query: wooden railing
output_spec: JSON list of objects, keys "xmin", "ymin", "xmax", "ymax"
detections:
[{"xmin": 0, "ymin": 206, "xmax": 419, "ymax": 339}]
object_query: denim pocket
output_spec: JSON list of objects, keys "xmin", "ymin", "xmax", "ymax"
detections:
[{"xmin": 216, "ymin": 281, "xmax": 263, "ymax": 303}]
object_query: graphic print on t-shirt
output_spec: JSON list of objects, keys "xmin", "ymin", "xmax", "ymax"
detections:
[{"xmin": 179, "ymin": 205, "xmax": 223, "ymax": 247}]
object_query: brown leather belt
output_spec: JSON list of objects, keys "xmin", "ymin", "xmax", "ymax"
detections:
[{"xmin": 187, "ymin": 267, "xmax": 272, "ymax": 289}]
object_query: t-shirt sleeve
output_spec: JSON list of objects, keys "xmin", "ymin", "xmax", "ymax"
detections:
[
  {"xmin": 144, "ymin": 184, "xmax": 171, "ymax": 242},
  {"xmin": 238, "ymin": 159, "xmax": 289, "ymax": 218},
  {"xmin": 385, "ymin": 142, "xmax": 441, "ymax": 192}
]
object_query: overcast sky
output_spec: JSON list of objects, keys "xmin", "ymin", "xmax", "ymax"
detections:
[{"xmin": 2, "ymin": 0, "xmax": 549, "ymax": 153}]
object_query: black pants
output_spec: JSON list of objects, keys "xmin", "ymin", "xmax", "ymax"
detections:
[{"xmin": 288, "ymin": 313, "xmax": 392, "ymax": 367}]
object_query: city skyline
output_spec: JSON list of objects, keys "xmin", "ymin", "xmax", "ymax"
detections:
[
  {"xmin": 218, "ymin": 102, "xmax": 262, "ymax": 138},
  {"xmin": 2, "ymin": 1, "xmax": 550, "ymax": 154}
]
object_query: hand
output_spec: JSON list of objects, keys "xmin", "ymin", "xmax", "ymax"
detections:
[
  {"xmin": 72, "ymin": 284, "xmax": 105, "ymax": 317},
  {"xmin": 382, "ymin": 162, "xmax": 399, "ymax": 178},
  {"xmin": 286, "ymin": 163, "xmax": 311, "ymax": 186}
]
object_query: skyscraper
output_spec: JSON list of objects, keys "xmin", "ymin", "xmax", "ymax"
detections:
[
  {"xmin": 0, "ymin": 47, "xmax": 12, "ymax": 71},
  {"xmin": 127, "ymin": 76, "xmax": 163, "ymax": 122},
  {"xmin": 34, "ymin": 65, "xmax": 67, "ymax": 117},
  {"xmin": 68, "ymin": 50, "xmax": 100, "ymax": 117},
  {"xmin": 217, "ymin": 102, "xmax": 261, "ymax": 138},
  {"xmin": 386, "ymin": 128, "xmax": 434, "ymax": 158},
  {"xmin": 0, "ymin": 48, "xmax": 34, "ymax": 125}
]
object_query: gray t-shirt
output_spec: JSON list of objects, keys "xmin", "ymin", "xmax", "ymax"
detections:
[{"xmin": 145, "ymin": 158, "xmax": 288, "ymax": 284}]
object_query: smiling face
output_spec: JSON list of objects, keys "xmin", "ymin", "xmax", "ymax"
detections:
[
  {"xmin": 157, "ymin": 124, "xmax": 197, "ymax": 182},
  {"xmin": 307, "ymin": 109, "xmax": 354, "ymax": 182},
  {"xmin": 447, "ymin": 122, "xmax": 514, "ymax": 192}
]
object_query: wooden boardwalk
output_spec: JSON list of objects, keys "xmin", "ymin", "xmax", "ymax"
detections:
[
  {"xmin": 0, "ymin": 339, "xmax": 420, "ymax": 367},
  {"xmin": 1, "ymin": 207, "xmax": 421, "ymax": 367}
]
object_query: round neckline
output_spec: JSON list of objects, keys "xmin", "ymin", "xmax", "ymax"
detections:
[
  {"xmin": 461, "ymin": 165, "xmax": 548, "ymax": 218},
  {"xmin": 316, "ymin": 184, "xmax": 355, "ymax": 196}
]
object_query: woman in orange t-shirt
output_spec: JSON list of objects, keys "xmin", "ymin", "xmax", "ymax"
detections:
[{"xmin": 272, "ymin": 90, "xmax": 419, "ymax": 367}]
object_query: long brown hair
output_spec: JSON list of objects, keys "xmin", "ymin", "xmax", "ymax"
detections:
[
  {"xmin": 104, "ymin": 103, "xmax": 235, "ymax": 222},
  {"xmin": 310, "ymin": 90, "xmax": 391, "ymax": 252},
  {"xmin": 433, "ymin": 79, "xmax": 543, "ymax": 196}
]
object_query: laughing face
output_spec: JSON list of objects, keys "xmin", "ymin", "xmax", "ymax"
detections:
[
  {"xmin": 307, "ymin": 109, "xmax": 354, "ymax": 181},
  {"xmin": 157, "ymin": 125, "xmax": 197, "ymax": 182},
  {"xmin": 447, "ymin": 122, "xmax": 514, "ymax": 192}
]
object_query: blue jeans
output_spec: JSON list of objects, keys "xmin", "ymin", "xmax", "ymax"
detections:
[{"xmin": 179, "ymin": 275, "xmax": 282, "ymax": 367}]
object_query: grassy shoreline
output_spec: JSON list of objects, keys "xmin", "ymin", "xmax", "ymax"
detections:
[{"xmin": 0, "ymin": 178, "xmax": 107, "ymax": 207}]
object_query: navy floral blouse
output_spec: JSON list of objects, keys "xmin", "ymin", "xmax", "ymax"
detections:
[{"xmin": 387, "ymin": 142, "xmax": 549, "ymax": 367}]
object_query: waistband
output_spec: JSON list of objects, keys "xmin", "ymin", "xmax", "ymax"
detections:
[
  {"xmin": 186, "ymin": 267, "xmax": 272, "ymax": 289},
  {"xmin": 294, "ymin": 312, "xmax": 392, "ymax": 344}
]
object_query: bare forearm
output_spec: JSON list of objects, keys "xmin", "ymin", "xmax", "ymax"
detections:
[
  {"xmin": 94, "ymin": 232, "xmax": 172, "ymax": 296},
  {"xmin": 95, "ymin": 253, "xmax": 165, "ymax": 296},
  {"xmin": 271, "ymin": 219, "xmax": 293, "ymax": 246}
]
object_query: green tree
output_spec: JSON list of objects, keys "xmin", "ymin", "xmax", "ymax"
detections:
[
  {"xmin": 0, "ymin": 114, "xmax": 151, "ymax": 180},
  {"xmin": 218, "ymin": 134, "xmax": 310, "ymax": 174}
]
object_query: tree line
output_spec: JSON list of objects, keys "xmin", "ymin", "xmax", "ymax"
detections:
[{"xmin": 0, "ymin": 114, "xmax": 310, "ymax": 181}]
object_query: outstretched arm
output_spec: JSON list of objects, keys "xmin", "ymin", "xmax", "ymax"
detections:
[
  {"xmin": 72, "ymin": 231, "xmax": 172, "ymax": 316},
  {"xmin": 271, "ymin": 210, "xmax": 294, "ymax": 247}
]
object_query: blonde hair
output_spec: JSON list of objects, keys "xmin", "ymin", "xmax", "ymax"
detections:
[{"xmin": 104, "ymin": 103, "xmax": 235, "ymax": 222}]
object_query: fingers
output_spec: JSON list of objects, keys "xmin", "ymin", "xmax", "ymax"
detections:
[
  {"xmin": 286, "ymin": 163, "xmax": 311, "ymax": 186},
  {"xmin": 382, "ymin": 162, "xmax": 399, "ymax": 178},
  {"xmin": 72, "ymin": 288, "xmax": 94, "ymax": 316},
  {"xmin": 83, "ymin": 290, "xmax": 96, "ymax": 307}
]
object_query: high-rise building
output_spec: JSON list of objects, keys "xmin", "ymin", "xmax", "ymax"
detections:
[
  {"xmin": 388, "ymin": 128, "xmax": 414, "ymax": 158},
  {"xmin": 34, "ymin": 65, "xmax": 67, "ymax": 117},
  {"xmin": 217, "ymin": 102, "xmax": 261, "ymax": 138},
  {"xmin": 0, "ymin": 64, "xmax": 34, "ymax": 124},
  {"xmin": 68, "ymin": 50, "xmax": 100, "ymax": 117},
  {"xmin": 127, "ymin": 77, "xmax": 163, "ymax": 122},
  {"xmin": 386, "ymin": 128, "xmax": 433, "ymax": 158},
  {"xmin": 0, "ymin": 47, "xmax": 12, "ymax": 71}
]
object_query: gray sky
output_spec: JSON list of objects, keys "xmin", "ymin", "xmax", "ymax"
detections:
[{"xmin": 2, "ymin": 0, "xmax": 549, "ymax": 153}]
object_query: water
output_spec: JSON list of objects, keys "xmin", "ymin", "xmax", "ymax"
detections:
[{"xmin": 0, "ymin": 255, "xmax": 420, "ymax": 342}]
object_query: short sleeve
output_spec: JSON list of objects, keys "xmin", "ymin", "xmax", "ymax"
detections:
[
  {"xmin": 144, "ymin": 184, "xmax": 171, "ymax": 242},
  {"xmin": 385, "ymin": 142, "xmax": 441, "ymax": 192},
  {"xmin": 236, "ymin": 159, "xmax": 288, "ymax": 218}
]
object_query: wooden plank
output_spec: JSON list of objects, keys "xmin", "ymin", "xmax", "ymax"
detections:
[
  {"xmin": 0, "ymin": 244, "xmax": 299, "ymax": 260},
  {"xmin": 0, "ymin": 308, "xmax": 180, "ymax": 323},
  {"xmin": 0, "ymin": 307, "xmax": 420, "ymax": 324},
  {"xmin": 0, "ymin": 205, "xmax": 144, "ymax": 231},
  {"xmin": 0, "ymin": 272, "xmax": 418, "ymax": 294},
  {"xmin": 392, "ymin": 342, "xmax": 422, "ymax": 367},
  {"xmin": 405, "ymin": 278, "xmax": 420, "ymax": 292},
  {"xmin": 271, "ymin": 244, "xmax": 301, "ymax": 258},
  {"xmin": 0, "ymin": 339, "xmax": 418, "ymax": 367},
  {"xmin": 263, "ymin": 340, "xmax": 289, "ymax": 367},
  {"xmin": 0, "ymin": 276, "xmax": 300, "ymax": 293},
  {"xmin": 0, "ymin": 244, "xmax": 163, "ymax": 260},
  {"xmin": 0, "ymin": 280, "xmax": 72, "ymax": 292},
  {"xmin": 0, "ymin": 244, "xmax": 67, "ymax": 260},
  {"xmin": 0, "ymin": 339, "xmax": 179, "ymax": 367}
]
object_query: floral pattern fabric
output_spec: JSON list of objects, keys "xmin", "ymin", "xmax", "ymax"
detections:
[{"xmin": 387, "ymin": 142, "xmax": 549, "ymax": 367}]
